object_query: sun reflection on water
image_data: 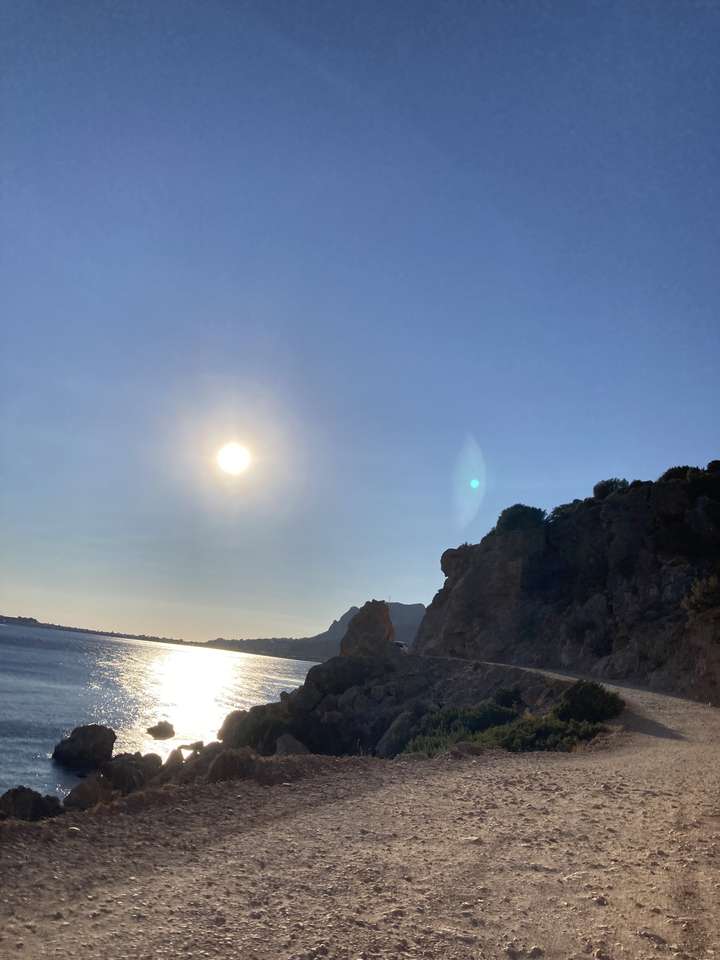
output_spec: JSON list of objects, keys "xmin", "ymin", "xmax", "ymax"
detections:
[{"xmin": 104, "ymin": 640, "xmax": 313, "ymax": 761}]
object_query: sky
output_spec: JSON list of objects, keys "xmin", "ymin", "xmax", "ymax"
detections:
[{"xmin": 1, "ymin": 0, "xmax": 719, "ymax": 641}]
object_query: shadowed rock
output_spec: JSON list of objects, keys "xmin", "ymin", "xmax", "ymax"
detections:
[
  {"xmin": 207, "ymin": 747, "xmax": 257, "ymax": 783},
  {"xmin": 52, "ymin": 724, "xmax": 116, "ymax": 771},
  {"xmin": 100, "ymin": 752, "xmax": 161, "ymax": 794},
  {"xmin": 147, "ymin": 720, "xmax": 175, "ymax": 740},
  {"xmin": 415, "ymin": 460, "xmax": 720, "ymax": 703},
  {"xmin": 275, "ymin": 733, "xmax": 310, "ymax": 755},
  {"xmin": 339, "ymin": 600, "xmax": 398, "ymax": 659},
  {"xmin": 217, "ymin": 654, "xmax": 572, "ymax": 759},
  {"xmin": 63, "ymin": 774, "xmax": 114, "ymax": 811},
  {"xmin": 0, "ymin": 786, "xmax": 63, "ymax": 821}
]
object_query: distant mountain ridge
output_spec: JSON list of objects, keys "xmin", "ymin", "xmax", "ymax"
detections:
[{"xmin": 208, "ymin": 602, "xmax": 426, "ymax": 662}]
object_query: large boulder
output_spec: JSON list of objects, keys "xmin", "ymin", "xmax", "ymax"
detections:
[
  {"xmin": 100, "ymin": 752, "xmax": 161, "ymax": 794},
  {"xmin": 217, "ymin": 709, "xmax": 248, "ymax": 743},
  {"xmin": 0, "ymin": 786, "xmax": 63, "ymax": 822},
  {"xmin": 52, "ymin": 724, "xmax": 116, "ymax": 771},
  {"xmin": 63, "ymin": 773, "xmax": 114, "ymax": 811},
  {"xmin": 339, "ymin": 600, "xmax": 398, "ymax": 659}
]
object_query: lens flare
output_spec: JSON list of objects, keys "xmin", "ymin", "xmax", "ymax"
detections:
[{"xmin": 453, "ymin": 436, "xmax": 487, "ymax": 528}]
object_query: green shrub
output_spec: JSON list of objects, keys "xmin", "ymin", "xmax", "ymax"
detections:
[
  {"xmin": 404, "ymin": 700, "xmax": 518, "ymax": 756},
  {"xmin": 553, "ymin": 680, "xmax": 624, "ymax": 723},
  {"xmin": 402, "ymin": 684, "xmax": 621, "ymax": 758},
  {"xmin": 657, "ymin": 465, "xmax": 696, "ymax": 483},
  {"xmin": 474, "ymin": 714, "xmax": 602, "ymax": 752},
  {"xmin": 593, "ymin": 478, "xmax": 628, "ymax": 500},
  {"xmin": 415, "ymin": 701, "xmax": 518, "ymax": 736},
  {"xmin": 496, "ymin": 504, "xmax": 546, "ymax": 533}
]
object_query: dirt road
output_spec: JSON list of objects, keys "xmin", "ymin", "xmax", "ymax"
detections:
[{"xmin": 1, "ymin": 680, "xmax": 719, "ymax": 960}]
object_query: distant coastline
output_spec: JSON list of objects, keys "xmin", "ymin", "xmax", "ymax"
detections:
[
  {"xmin": 0, "ymin": 614, "xmax": 199, "ymax": 648},
  {"xmin": 0, "ymin": 613, "xmax": 324, "ymax": 660},
  {"xmin": 0, "ymin": 602, "xmax": 426, "ymax": 664}
]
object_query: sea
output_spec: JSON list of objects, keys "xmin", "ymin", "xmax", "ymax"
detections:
[{"xmin": 0, "ymin": 622, "xmax": 316, "ymax": 798}]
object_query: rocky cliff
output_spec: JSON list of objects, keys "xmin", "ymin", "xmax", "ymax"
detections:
[
  {"xmin": 213, "ymin": 601, "xmax": 585, "ymax": 761},
  {"xmin": 415, "ymin": 461, "xmax": 720, "ymax": 703}
]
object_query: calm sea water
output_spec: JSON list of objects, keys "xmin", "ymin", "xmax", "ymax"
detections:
[{"xmin": 0, "ymin": 623, "xmax": 316, "ymax": 798}]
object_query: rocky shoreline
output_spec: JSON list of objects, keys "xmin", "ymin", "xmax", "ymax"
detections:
[
  {"xmin": 2, "ymin": 680, "xmax": 718, "ymax": 960},
  {"xmin": 1, "ymin": 601, "xmax": 624, "ymax": 825}
]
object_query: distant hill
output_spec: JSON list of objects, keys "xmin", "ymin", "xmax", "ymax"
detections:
[{"xmin": 208, "ymin": 602, "xmax": 426, "ymax": 662}]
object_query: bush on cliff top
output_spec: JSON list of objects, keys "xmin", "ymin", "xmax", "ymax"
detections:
[
  {"xmin": 496, "ymin": 504, "xmax": 546, "ymax": 533},
  {"xmin": 657, "ymin": 465, "xmax": 696, "ymax": 483},
  {"xmin": 593, "ymin": 478, "xmax": 629, "ymax": 500}
]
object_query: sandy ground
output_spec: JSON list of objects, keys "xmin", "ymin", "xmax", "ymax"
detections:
[{"xmin": 1, "ymin": 677, "xmax": 719, "ymax": 960}]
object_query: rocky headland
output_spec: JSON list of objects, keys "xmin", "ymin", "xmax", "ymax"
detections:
[{"xmin": 416, "ymin": 461, "xmax": 720, "ymax": 703}]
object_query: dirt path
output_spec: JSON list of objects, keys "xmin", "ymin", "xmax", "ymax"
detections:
[{"xmin": 1, "ymin": 680, "xmax": 719, "ymax": 960}]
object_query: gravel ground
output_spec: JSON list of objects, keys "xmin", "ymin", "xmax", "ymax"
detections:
[{"xmin": 1, "ymin": 678, "xmax": 719, "ymax": 960}]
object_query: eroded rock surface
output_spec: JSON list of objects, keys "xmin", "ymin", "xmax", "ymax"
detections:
[{"xmin": 0, "ymin": 786, "xmax": 63, "ymax": 821}]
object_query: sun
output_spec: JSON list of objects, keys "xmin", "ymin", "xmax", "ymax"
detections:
[{"xmin": 216, "ymin": 442, "xmax": 252, "ymax": 475}]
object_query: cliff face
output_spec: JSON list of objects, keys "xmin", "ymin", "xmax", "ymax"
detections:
[{"xmin": 415, "ymin": 462, "xmax": 720, "ymax": 703}]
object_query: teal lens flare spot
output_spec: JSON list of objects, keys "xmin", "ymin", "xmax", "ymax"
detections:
[{"xmin": 470, "ymin": 477, "xmax": 480, "ymax": 490}]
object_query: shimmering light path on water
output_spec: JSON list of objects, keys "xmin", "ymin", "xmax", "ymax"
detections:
[{"xmin": 0, "ymin": 624, "xmax": 315, "ymax": 797}]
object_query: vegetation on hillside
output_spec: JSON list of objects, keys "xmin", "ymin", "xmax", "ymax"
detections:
[{"xmin": 403, "ymin": 680, "xmax": 624, "ymax": 758}]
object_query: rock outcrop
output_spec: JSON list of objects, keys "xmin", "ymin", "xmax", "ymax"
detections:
[
  {"xmin": 339, "ymin": 600, "xmax": 398, "ymax": 658},
  {"xmin": 217, "ymin": 651, "xmax": 572, "ymax": 758},
  {"xmin": 52, "ymin": 724, "xmax": 117, "ymax": 771},
  {"xmin": 147, "ymin": 721, "xmax": 175, "ymax": 740},
  {"xmin": 101, "ymin": 752, "xmax": 162, "ymax": 793},
  {"xmin": 63, "ymin": 773, "xmax": 114, "ymax": 811},
  {"xmin": 0, "ymin": 786, "xmax": 63, "ymax": 821},
  {"xmin": 415, "ymin": 461, "xmax": 720, "ymax": 703}
]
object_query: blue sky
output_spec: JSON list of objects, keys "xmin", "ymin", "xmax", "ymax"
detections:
[{"xmin": 1, "ymin": 0, "xmax": 718, "ymax": 640}]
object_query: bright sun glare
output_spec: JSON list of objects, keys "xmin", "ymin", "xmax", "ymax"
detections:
[{"xmin": 216, "ymin": 442, "xmax": 252, "ymax": 475}]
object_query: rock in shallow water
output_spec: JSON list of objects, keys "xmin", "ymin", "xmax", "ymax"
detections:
[
  {"xmin": 52, "ymin": 724, "xmax": 116, "ymax": 771},
  {"xmin": 146, "ymin": 720, "xmax": 175, "ymax": 740}
]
